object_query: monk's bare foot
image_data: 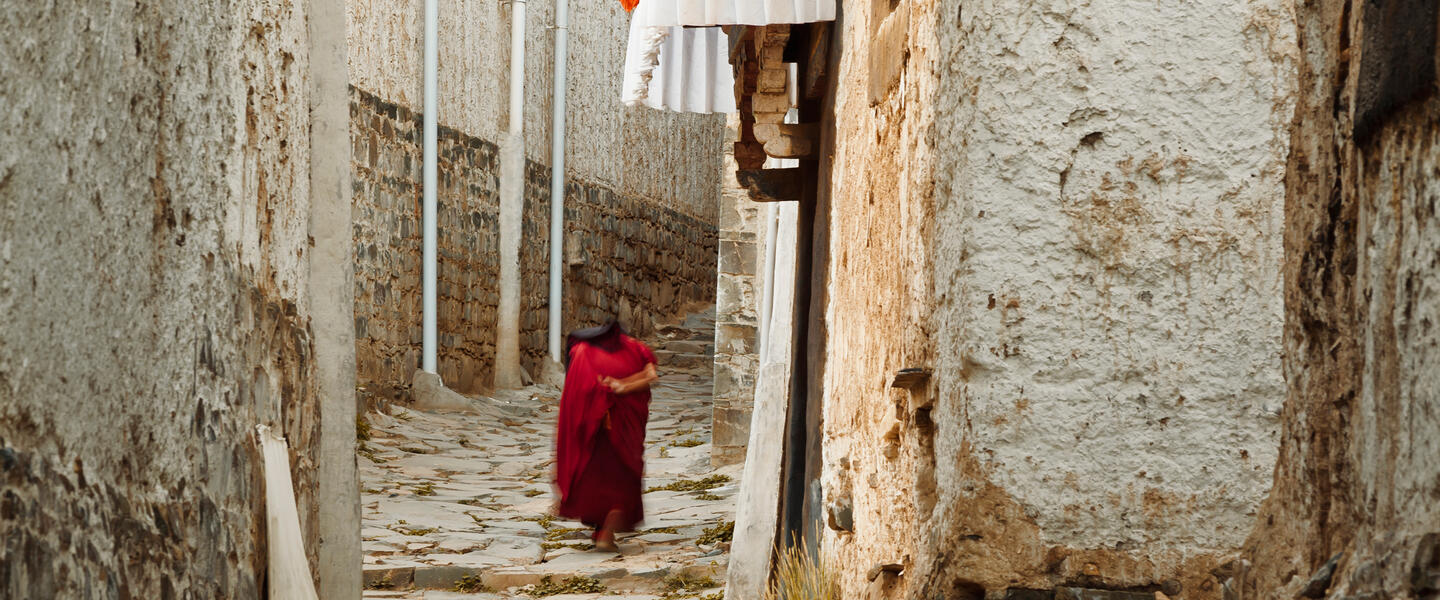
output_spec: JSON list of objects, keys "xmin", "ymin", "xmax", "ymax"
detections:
[{"xmin": 594, "ymin": 531, "xmax": 619, "ymax": 553}]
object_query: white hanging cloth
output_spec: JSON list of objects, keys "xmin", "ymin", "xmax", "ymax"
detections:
[
  {"xmin": 647, "ymin": 0, "xmax": 836, "ymax": 26},
  {"xmin": 620, "ymin": 0, "xmax": 835, "ymax": 113},
  {"xmin": 259, "ymin": 425, "xmax": 321, "ymax": 600},
  {"xmin": 621, "ymin": 9, "xmax": 736, "ymax": 114}
]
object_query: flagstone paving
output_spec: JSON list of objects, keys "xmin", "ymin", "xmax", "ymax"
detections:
[{"xmin": 360, "ymin": 311, "xmax": 733, "ymax": 599}]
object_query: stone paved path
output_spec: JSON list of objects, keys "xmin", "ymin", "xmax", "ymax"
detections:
[{"xmin": 360, "ymin": 310, "xmax": 735, "ymax": 599}]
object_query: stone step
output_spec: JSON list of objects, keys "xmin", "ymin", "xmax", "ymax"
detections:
[
  {"xmin": 365, "ymin": 553, "xmax": 727, "ymax": 596},
  {"xmin": 657, "ymin": 340, "xmax": 712, "ymax": 355},
  {"xmin": 654, "ymin": 350, "xmax": 711, "ymax": 371},
  {"xmin": 681, "ymin": 313, "xmax": 715, "ymax": 331},
  {"xmin": 652, "ymin": 325, "xmax": 704, "ymax": 342}
]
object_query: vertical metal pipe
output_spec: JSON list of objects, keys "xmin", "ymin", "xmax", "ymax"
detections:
[
  {"xmin": 548, "ymin": 0, "xmax": 569, "ymax": 365},
  {"xmin": 494, "ymin": 0, "xmax": 528, "ymax": 388},
  {"xmin": 422, "ymin": 0, "xmax": 439, "ymax": 373}
]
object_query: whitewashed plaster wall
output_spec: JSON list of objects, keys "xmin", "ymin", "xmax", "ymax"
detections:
[
  {"xmin": 815, "ymin": 0, "xmax": 1297, "ymax": 595},
  {"xmin": 0, "ymin": 0, "xmax": 351, "ymax": 596},
  {"xmin": 919, "ymin": 0, "xmax": 1297, "ymax": 588}
]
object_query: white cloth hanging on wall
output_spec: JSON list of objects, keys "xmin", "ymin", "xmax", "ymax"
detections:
[
  {"xmin": 621, "ymin": 8, "xmax": 735, "ymax": 114},
  {"xmin": 259, "ymin": 425, "xmax": 321, "ymax": 600},
  {"xmin": 647, "ymin": 0, "xmax": 835, "ymax": 27},
  {"xmin": 620, "ymin": 0, "xmax": 834, "ymax": 113}
]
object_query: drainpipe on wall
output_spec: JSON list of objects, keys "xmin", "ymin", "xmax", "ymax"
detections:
[
  {"xmin": 548, "ymin": 0, "xmax": 569, "ymax": 367},
  {"xmin": 421, "ymin": 0, "xmax": 439, "ymax": 374},
  {"xmin": 494, "ymin": 0, "xmax": 529, "ymax": 389}
]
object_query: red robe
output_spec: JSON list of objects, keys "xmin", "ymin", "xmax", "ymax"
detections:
[{"xmin": 554, "ymin": 334, "xmax": 655, "ymax": 533}]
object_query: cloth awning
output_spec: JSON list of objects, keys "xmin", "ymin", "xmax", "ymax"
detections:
[
  {"xmin": 644, "ymin": 0, "xmax": 835, "ymax": 27},
  {"xmin": 621, "ymin": 0, "xmax": 834, "ymax": 113},
  {"xmin": 622, "ymin": 21, "xmax": 735, "ymax": 114}
]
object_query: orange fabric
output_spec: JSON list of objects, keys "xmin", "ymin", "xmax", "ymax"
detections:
[{"xmin": 620, "ymin": 0, "xmax": 639, "ymax": 12}]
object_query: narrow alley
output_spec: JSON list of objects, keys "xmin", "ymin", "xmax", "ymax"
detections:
[
  {"xmin": 359, "ymin": 311, "xmax": 735, "ymax": 599},
  {"xmin": 5, "ymin": 0, "xmax": 1440, "ymax": 599}
]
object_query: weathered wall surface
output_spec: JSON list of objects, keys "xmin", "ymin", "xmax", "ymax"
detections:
[
  {"xmin": 713, "ymin": 115, "xmax": 765, "ymax": 467},
  {"xmin": 815, "ymin": 0, "xmax": 1297, "ymax": 596},
  {"xmin": 351, "ymin": 89, "xmax": 718, "ymax": 393},
  {"xmin": 1237, "ymin": 3, "xmax": 1440, "ymax": 598},
  {"xmin": 815, "ymin": 0, "xmax": 941, "ymax": 593},
  {"xmin": 348, "ymin": 0, "xmax": 723, "ymax": 395},
  {"xmin": 0, "ymin": 1, "xmax": 332, "ymax": 597},
  {"xmin": 348, "ymin": 0, "xmax": 722, "ymax": 221}
]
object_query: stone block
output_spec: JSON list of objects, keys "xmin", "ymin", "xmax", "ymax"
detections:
[
  {"xmin": 715, "ymin": 276, "xmax": 756, "ymax": 323},
  {"xmin": 758, "ymin": 67, "xmax": 788, "ymax": 93},
  {"xmin": 413, "ymin": 565, "xmax": 483, "ymax": 589},
  {"xmin": 412, "ymin": 371, "xmax": 481, "ymax": 414},
  {"xmin": 715, "ymin": 323, "xmax": 758, "ymax": 356},
  {"xmin": 1054, "ymin": 588, "xmax": 1154, "ymax": 600},
  {"xmin": 719, "ymin": 239, "xmax": 758, "ymax": 276},
  {"xmin": 1003, "ymin": 590, "xmax": 1054, "ymax": 600},
  {"xmin": 752, "ymin": 92, "xmax": 791, "ymax": 114},
  {"xmin": 363, "ymin": 566, "xmax": 415, "ymax": 589},
  {"xmin": 712, "ymin": 362, "xmax": 757, "ymax": 402},
  {"xmin": 710, "ymin": 445, "xmax": 747, "ymax": 468},
  {"xmin": 711, "ymin": 407, "xmax": 753, "ymax": 448}
]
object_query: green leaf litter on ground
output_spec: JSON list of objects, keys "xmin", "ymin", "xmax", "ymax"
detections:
[
  {"xmin": 540, "ymin": 541, "xmax": 594, "ymax": 551},
  {"xmin": 643, "ymin": 526, "xmax": 681, "ymax": 534},
  {"xmin": 645, "ymin": 474, "xmax": 731, "ymax": 494},
  {"xmin": 452, "ymin": 574, "xmax": 491, "ymax": 593},
  {"xmin": 364, "ymin": 573, "xmax": 393, "ymax": 590},
  {"xmin": 357, "ymin": 443, "xmax": 387, "ymax": 463},
  {"xmin": 520, "ymin": 514, "xmax": 556, "ymax": 529},
  {"xmin": 521, "ymin": 575, "xmax": 605, "ymax": 597},
  {"xmin": 411, "ymin": 482, "xmax": 436, "ymax": 496},
  {"xmin": 664, "ymin": 573, "xmax": 718, "ymax": 592},
  {"xmin": 697, "ymin": 521, "xmax": 734, "ymax": 545},
  {"xmin": 545, "ymin": 526, "xmax": 591, "ymax": 541},
  {"xmin": 671, "ymin": 438, "xmax": 704, "ymax": 448}
]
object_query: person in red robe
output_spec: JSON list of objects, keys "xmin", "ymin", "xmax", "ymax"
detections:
[{"xmin": 553, "ymin": 321, "xmax": 658, "ymax": 552}]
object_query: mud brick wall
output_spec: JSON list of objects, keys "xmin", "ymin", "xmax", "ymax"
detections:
[
  {"xmin": 812, "ymin": 0, "xmax": 1298, "ymax": 595},
  {"xmin": 351, "ymin": 87, "xmax": 716, "ymax": 396},
  {"xmin": 0, "ymin": 2, "xmax": 337, "ymax": 597},
  {"xmin": 1237, "ymin": 2, "xmax": 1440, "ymax": 598}
]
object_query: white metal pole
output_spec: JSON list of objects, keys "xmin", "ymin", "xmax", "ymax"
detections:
[
  {"xmin": 548, "ymin": 0, "xmax": 569, "ymax": 365},
  {"xmin": 494, "ymin": 0, "xmax": 528, "ymax": 388},
  {"xmin": 422, "ymin": 0, "xmax": 439, "ymax": 374}
]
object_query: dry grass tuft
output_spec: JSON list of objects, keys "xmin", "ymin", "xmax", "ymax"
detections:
[{"xmin": 764, "ymin": 541, "xmax": 839, "ymax": 600}]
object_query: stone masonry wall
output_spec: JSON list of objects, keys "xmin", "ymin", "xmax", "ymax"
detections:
[
  {"xmin": 0, "ymin": 2, "xmax": 330, "ymax": 597},
  {"xmin": 1237, "ymin": 3, "xmax": 1440, "ymax": 598},
  {"xmin": 814, "ymin": 0, "xmax": 1298, "ymax": 597},
  {"xmin": 351, "ymin": 88, "xmax": 717, "ymax": 395},
  {"xmin": 712, "ymin": 116, "xmax": 765, "ymax": 467},
  {"xmin": 347, "ymin": 0, "xmax": 723, "ymax": 223}
]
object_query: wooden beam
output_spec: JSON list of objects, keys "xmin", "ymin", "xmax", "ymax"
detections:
[
  {"xmin": 737, "ymin": 168, "xmax": 804, "ymax": 203},
  {"xmin": 756, "ymin": 122, "xmax": 819, "ymax": 159},
  {"xmin": 804, "ymin": 23, "xmax": 832, "ymax": 99}
]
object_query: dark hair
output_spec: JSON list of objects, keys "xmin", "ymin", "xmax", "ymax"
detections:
[{"xmin": 564, "ymin": 320, "xmax": 625, "ymax": 368}]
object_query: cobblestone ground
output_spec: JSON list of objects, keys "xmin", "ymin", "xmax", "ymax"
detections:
[{"xmin": 360, "ymin": 311, "xmax": 735, "ymax": 599}]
